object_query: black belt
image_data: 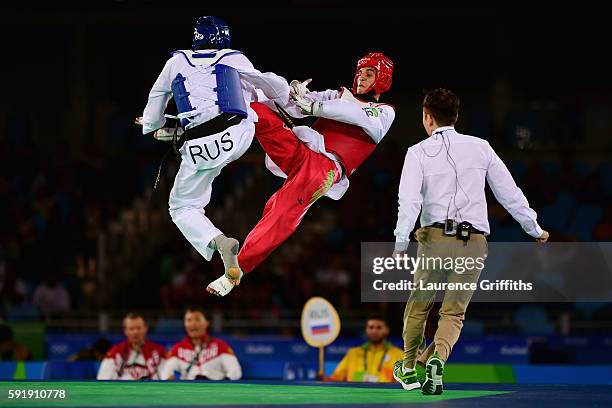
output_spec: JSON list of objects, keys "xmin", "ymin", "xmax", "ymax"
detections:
[
  {"xmin": 179, "ymin": 112, "xmax": 243, "ymax": 147},
  {"xmin": 429, "ymin": 222, "xmax": 485, "ymax": 235},
  {"xmin": 273, "ymin": 102, "xmax": 317, "ymax": 129}
]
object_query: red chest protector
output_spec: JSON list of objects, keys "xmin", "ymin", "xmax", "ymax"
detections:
[
  {"xmin": 312, "ymin": 120, "xmax": 376, "ymax": 177},
  {"xmin": 311, "ymin": 89, "xmax": 377, "ymax": 177}
]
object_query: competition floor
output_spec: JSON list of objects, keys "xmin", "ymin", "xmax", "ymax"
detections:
[{"xmin": 1, "ymin": 380, "xmax": 610, "ymax": 407}]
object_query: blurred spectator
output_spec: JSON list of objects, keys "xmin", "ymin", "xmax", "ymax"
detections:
[
  {"xmin": 315, "ymin": 255, "xmax": 351, "ymax": 288},
  {"xmin": 68, "ymin": 337, "xmax": 112, "ymax": 362},
  {"xmin": 97, "ymin": 313, "xmax": 166, "ymax": 380},
  {"xmin": 0, "ymin": 259, "xmax": 28, "ymax": 309},
  {"xmin": 167, "ymin": 259, "xmax": 206, "ymax": 310},
  {"xmin": 32, "ymin": 272, "xmax": 70, "ymax": 317},
  {"xmin": 326, "ymin": 315, "xmax": 403, "ymax": 382},
  {"xmin": 161, "ymin": 307, "xmax": 241, "ymax": 380},
  {"xmin": 0, "ymin": 324, "xmax": 32, "ymax": 361}
]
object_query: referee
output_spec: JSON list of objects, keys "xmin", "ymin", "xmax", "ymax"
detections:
[{"xmin": 391, "ymin": 89, "xmax": 549, "ymax": 395}]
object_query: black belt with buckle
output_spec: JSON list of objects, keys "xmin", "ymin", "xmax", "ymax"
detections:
[
  {"xmin": 429, "ymin": 222, "xmax": 485, "ymax": 241},
  {"xmin": 430, "ymin": 222, "xmax": 485, "ymax": 234}
]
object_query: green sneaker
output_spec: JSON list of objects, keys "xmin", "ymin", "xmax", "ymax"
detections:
[
  {"xmin": 421, "ymin": 352, "xmax": 444, "ymax": 395},
  {"xmin": 392, "ymin": 360, "xmax": 421, "ymax": 391},
  {"xmin": 415, "ymin": 364, "xmax": 426, "ymax": 384}
]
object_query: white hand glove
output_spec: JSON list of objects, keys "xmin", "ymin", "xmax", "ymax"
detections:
[
  {"xmin": 292, "ymin": 94, "xmax": 322, "ymax": 116},
  {"xmin": 153, "ymin": 127, "xmax": 184, "ymax": 142},
  {"xmin": 289, "ymin": 79, "xmax": 312, "ymax": 98}
]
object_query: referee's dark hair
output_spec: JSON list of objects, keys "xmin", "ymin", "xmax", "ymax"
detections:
[{"xmin": 423, "ymin": 88, "xmax": 460, "ymax": 126}]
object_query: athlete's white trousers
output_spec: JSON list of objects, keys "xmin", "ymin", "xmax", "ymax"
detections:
[{"xmin": 168, "ymin": 119, "xmax": 254, "ymax": 261}]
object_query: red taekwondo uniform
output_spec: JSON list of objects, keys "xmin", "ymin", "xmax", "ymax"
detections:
[
  {"xmin": 237, "ymin": 53, "xmax": 395, "ymax": 273},
  {"xmin": 160, "ymin": 335, "xmax": 242, "ymax": 380},
  {"xmin": 97, "ymin": 339, "xmax": 166, "ymax": 380}
]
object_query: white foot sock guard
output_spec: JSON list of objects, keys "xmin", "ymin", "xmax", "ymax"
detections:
[{"xmin": 206, "ymin": 235, "xmax": 243, "ymax": 297}]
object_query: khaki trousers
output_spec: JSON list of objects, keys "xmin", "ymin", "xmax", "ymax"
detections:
[{"xmin": 402, "ymin": 227, "xmax": 488, "ymax": 368}]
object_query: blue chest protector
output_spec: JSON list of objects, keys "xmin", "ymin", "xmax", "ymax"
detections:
[
  {"xmin": 213, "ymin": 64, "xmax": 248, "ymax": 119},
  {"xmin": 171, "ymin": 54, "xmax": 248, "ymax": 128},
  {"xmin": 171, "ymin": 74, "xmax": 193, "ymax": 128}
]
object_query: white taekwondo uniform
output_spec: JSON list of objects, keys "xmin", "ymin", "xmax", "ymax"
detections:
[{"xmin": 142, "ymin": 49, "xmax": 289, "ymax": 261}]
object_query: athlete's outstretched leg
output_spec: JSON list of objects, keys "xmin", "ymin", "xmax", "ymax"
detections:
[
  {"xmin": 238, "ymin": 145, "xmax": 338, "ymax": 273},
  {"xmin": 250, "ymin": 102, "xmax": 302, "ymax": 175}
]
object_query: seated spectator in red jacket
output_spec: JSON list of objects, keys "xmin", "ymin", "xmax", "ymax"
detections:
[
  {"xmin": 161, "ymin": 307, "xmax": 241, "ymax": 380},
  {"xmin": 97, "ymin": 313, "xmax": 166, "ymax": 380}
]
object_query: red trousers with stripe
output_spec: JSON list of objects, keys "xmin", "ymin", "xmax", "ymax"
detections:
[{"xmin": 237, "ymin": 102, "xmax": 339, "ymax": 273}]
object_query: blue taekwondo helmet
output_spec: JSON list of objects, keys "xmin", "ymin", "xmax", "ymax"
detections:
[{"xmin": 192, "ymin": 16, "xmax": 231, "ymax": 50}]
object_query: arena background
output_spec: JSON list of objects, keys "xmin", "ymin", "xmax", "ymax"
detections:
[{"xmin": 1, "ymin": 3, "xmax": 612, "ymax": 407}]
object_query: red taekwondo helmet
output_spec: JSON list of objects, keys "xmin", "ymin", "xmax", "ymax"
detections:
[{"xmin": 352, "ymin": 52, "xmax": 394, "ymax": 95}]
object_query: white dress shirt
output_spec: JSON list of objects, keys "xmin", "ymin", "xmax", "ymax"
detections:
[{"xmin": 394, "ymin": 126, "xmax": 543, "ymax": 250}]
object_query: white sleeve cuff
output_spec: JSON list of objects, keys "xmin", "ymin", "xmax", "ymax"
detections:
[
  {"xmin": 143, "ymin": 119, "xmax": 165, "ymax": 135},
  {"xmin": 530, "ymin": 224, "xmax": 544, "ymax": 238}
]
